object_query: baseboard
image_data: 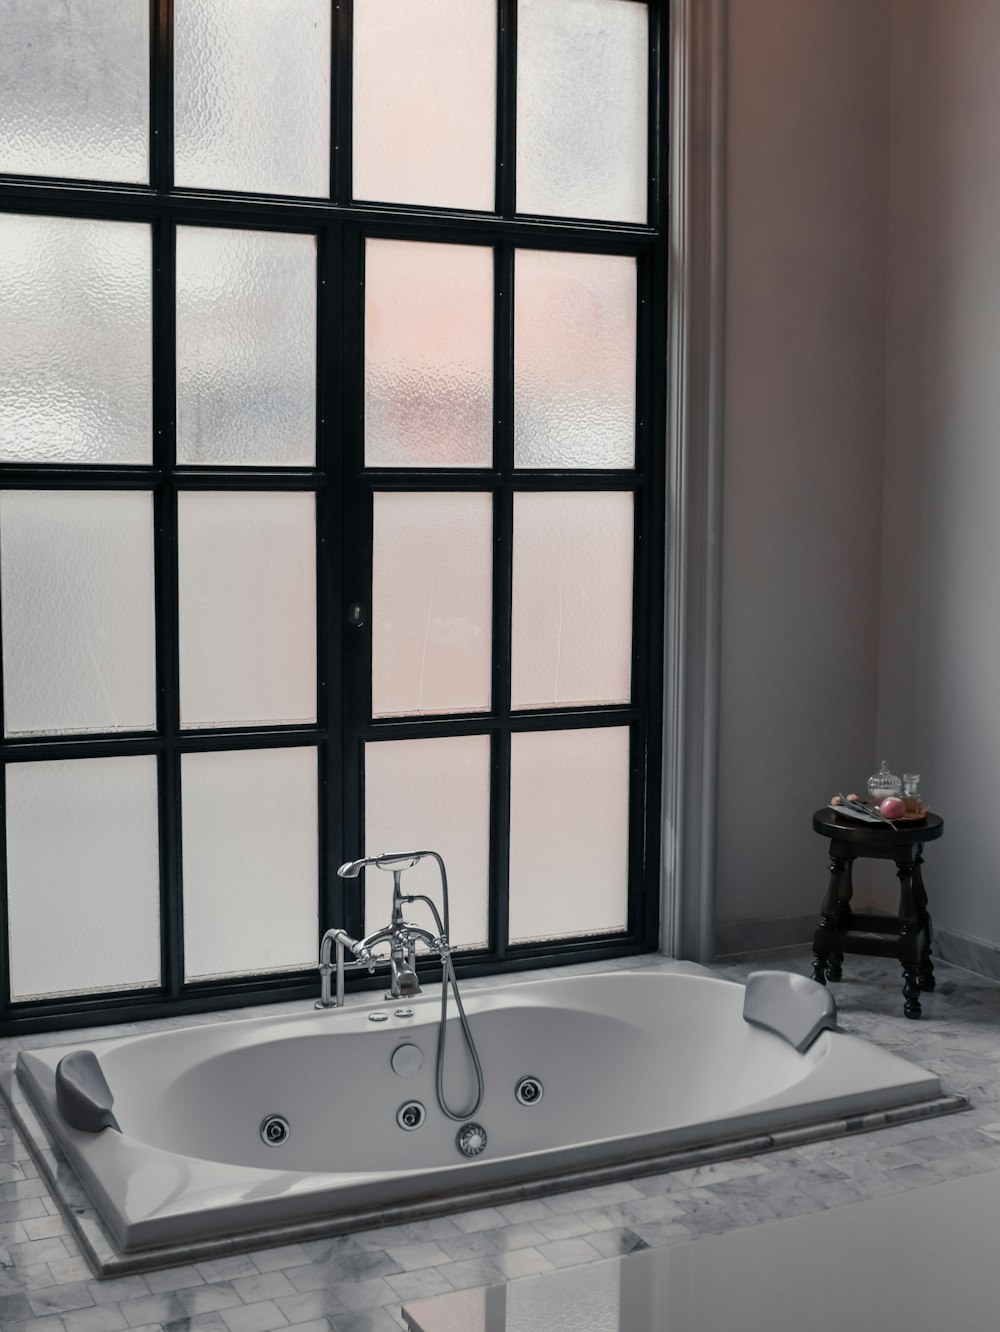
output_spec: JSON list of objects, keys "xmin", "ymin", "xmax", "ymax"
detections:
[
  {"xmin": 933, "ymin": 928, "xmax": 1000, "ymax": 984},
  {"xmin": 713, "ymin": 916, "xmax": 1000, "ymax": 983},
  {"xmin": 713, "ymin": 914, "xmax": 815, "ymax": 959}
]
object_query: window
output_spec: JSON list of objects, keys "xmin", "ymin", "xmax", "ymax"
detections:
[{"xmin": 0, "ymin": 0, "xmax": 667, "ymax": 1032}]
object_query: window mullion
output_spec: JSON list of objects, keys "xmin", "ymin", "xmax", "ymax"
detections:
[
  {"xmin": 151, "ymin": 213, "xmax": 182, "ymax": 997},
  {"xmin": 150, "ymin": 0, "xmax": 174, "ymax": 194},
  {"xmin": 319, "ymin": 219, "xmax": 347, "ymax": 938}
]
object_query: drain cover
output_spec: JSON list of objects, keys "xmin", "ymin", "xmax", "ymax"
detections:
[{"xmin": 456, "ymin": 1122, "xmax": 488, "ymax": 1157}]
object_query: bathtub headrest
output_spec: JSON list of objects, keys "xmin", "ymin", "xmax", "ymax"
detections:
[
  {"xmin": 55, "ymin": 1050, "xmax": 121, "ymax": 1134},
  {"xmin": 742, "ymin": 970, "xmax": 837, "ymax": 1053}
]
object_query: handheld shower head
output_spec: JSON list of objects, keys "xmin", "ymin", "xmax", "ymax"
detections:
[{"xmin": 336, "ymin": 851, "xmax": 430, "ymax": 879}]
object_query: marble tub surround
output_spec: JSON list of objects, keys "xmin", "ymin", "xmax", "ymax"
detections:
[{"xmin": 0, "ymin": 950, "xmax": 993, "ymax": 1331}]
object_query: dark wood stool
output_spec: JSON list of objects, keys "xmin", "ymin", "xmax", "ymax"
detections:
[{"xmin": 811, "ymin": 808, "xmax": 944, "ymax": 1019}]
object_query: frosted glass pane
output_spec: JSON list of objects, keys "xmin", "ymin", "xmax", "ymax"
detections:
[
  {"xmin": 353, "ymin": 0, "xmax": 495, "ymax": 209},
  {"xmin": 174, "ymin": 0, "xmax": 330, "ymax": 197},
  {"xmin": 373, "ymin": 492, "xmax": 492, "ymax": 717},
  {"xmin": 516, "ymin": 0, "xmax": 648, "ymax": 223},
  {"xmin": 509, "ymin": 727, "xmax": 629, "ymax": 943},
  {"xmin": 178, "ymin": 492, "xmax": 316, "ymax": 728},
  {"xmin": 0, "ymin": 491, "xmax": 156, "ymax": 737},
  {"xmin": 0, "ymin": 214, "xmax": 152, "ymax": 465},
  {"xmin": 365, "ymin": 735, "xmax": 490, "ymax": 949},
  {"xmin": 6, "ymin": 756, "xmax": 160, "ymax": 1000},
  {"xmin": 0, "ymin": 0, "xmax": 148, "ymax": 184},
  {"xmin": 182, "ymin": 748, "xmax": 318, "ymax": 980},
  {"xmin": 514, "ymin": 249, "xmax": 636, "ymax": 469},
  {"xmin": 511, "ymin": 492, "xmax": 633, "ymax": 709},
  {"xmin": 177, "ymin": 227, "xmax": 317, "ymax": 467},
  {"xmin": 365, "ymin": 241, "xmax": 493, "ymax": 468}
]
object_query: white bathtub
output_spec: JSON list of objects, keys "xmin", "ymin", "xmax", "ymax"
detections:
[{"xmin": 13, "ymin": 966, "xmax": 948, "ymax": 1264}]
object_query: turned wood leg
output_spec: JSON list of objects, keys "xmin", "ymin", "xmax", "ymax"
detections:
[
  {"xmin": 813, "ymin": 853, "xmax": 851, "ymax": 984},
  {"xmin": 896, "ymin": 856, "xmax": 923, "ymax": 1019},
  {"xmin": 913, "ymin": 856, "xmax": 936, "ymax": 992},
  {"xmin": 826, "ymin": 860, "xmax": 851, "ymax": 982}
]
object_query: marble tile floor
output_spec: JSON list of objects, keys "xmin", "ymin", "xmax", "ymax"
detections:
[{"xmin": 0, "ymin": 947, "xmax": 998, "ymax": 1331}]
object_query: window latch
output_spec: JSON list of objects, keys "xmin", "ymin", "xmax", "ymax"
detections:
[{"xmin": 346, "ymin": 601, "xmax": 366, "ymax": 629}]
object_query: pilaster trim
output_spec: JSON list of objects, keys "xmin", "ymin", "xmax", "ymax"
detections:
[{"xmin": 661, "ymin": 0, "xmax": 728, "ymax": 962}]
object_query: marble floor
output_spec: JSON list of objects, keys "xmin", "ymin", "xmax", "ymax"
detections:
[{"xmin": 0, "ymin": 947, "xmax": 998, "ymax": 1332}]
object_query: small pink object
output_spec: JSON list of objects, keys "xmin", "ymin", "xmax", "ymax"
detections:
[{"xmin": 879, "ymin": 797, "xmax": 905, "ymax": 819}]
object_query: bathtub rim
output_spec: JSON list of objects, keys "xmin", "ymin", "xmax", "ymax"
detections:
[
  {"xmin": 4, "ymin": 1055, "xmax": 968, "ymax": 1279},
  {"xmin": 1, "ymin": 963, "xmax": 970, "ymax": 1277}
]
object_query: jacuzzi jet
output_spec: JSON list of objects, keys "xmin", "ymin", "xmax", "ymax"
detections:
[
  {"xmin": 396, "ymin": 1101, "xmax": 426, "ymax": 1131},
  {"xmin": 515, "ymin": 1076, "xmax": 543, "ymax": 1106},
  {"xmin": 456, "ymin": 1122, "xmax": 488, "ymax": 1157},
  {"xmin": 259, "ymin": 1114, "xmax": 290, "ymax": 1146}
]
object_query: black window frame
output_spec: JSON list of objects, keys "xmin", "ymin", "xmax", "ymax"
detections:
[{"xmin": 0, "ymin": 0, "xmax": 668, "ymax": 1036}]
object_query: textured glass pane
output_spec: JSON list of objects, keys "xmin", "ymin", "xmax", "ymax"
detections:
[
  {"xmin": 174, "ymin": 0, "xmax": 330, "ymax": 197},
  {"xmin": 178, "ymin": 492, "xmax": 316, "ymax": 728},
  {"xmin": 509, "ymin": 727, "xmax": 630, "ymax": 943},
  {"xmin": 353, "ymin": 0, "xmax": 495, "ymax": 209},
  {"xmin": 365, "ymin": 240, "xmax": 493, "ymax": 468},
  {"xmin": 373, "ymin": 492, "xmax": 492, "ymax": 717},
  {"xmin": 511, "ymin": 492, "xmax": 633, "ymax": 709},
  {"xmin": 365, "ymin": 735, "xmax": 490, "ymax": 949},
  {"xmin": 0, "ymin": 0, "xmax": 148, "ymax": 184},
  {"xmin": 182, "ymin": 748, "xmax": 318, "ymax": 980},
  {"xmin": 515, "ymin": 249, "xmax": 636, "ymax": 469},
  {"xmin": 6, "ymin": 756, "xmax": 160, "ymax": 1000},
  {"xmin": 177, "ymin": 227, "xmax": 317, "ymax": 467},
  {"xmin": 516, "ymin": 0, "xmax": 648, "ymax": 222},
  {"xmin": 0, "ymin": 491, "xmax": 156, "ymax": 737},
  {"xmin": 0, "ymin": 214, "xmax": 152, "ymax": 465}
]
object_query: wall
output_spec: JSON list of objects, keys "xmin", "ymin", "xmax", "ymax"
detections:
[
  {"xmin": 878, "ymin": 0, "xmax": 1000, "ymax": 971},
  {"xmin": 714, "ymin": 0, "xmax": 893, "ymax": 953}
]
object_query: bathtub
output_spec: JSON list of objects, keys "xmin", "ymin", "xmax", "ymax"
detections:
[{"xmin": 10, "ymin": 965, "xmax": 958, "ymax": 1272}]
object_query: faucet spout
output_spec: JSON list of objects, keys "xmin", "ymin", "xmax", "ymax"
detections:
[{"xmin": 391, "ymin": 956, "xmax": 421, "ymax": 997}]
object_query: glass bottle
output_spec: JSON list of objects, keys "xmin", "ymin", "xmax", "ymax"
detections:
[
  {"xmin": 867, "ymin": 759, "xmax": 902, "ymax": 804},
  {"xmin": 902, "ymin": 773, "xmax": 921, "ymax": 815}
]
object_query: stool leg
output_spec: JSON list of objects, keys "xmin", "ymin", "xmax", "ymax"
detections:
[
  {"xmin": 913, "ymin": 857, "xmax": 935, "ymax": 992},
  {"xmin": 813, "ymin": 854, "xmax": 850, "ymax": 984},
  {"xmin": 896, "ymin": 857, "xmax": 922, "ymax": 1019},
  {"xmin": 826, "ymin": 859, "xmax": 852, "ymax": 982}
]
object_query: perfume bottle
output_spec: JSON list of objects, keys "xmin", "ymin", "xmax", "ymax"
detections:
[
  {"xmin": 902, "ymin": 773, "xmax": 921, "ymax": 814},
  {"xmin": 867, "ymin": 760, "xmax": 902, "ymax": 804}
]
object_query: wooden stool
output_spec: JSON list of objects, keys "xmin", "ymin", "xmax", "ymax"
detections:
[{"xmin": 811, "ymin": 808, "xmax": 944, "ymax": 1019}]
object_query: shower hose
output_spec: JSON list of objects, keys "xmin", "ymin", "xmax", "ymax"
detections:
[{"xmin": 402, "ymin": 850, "xmax": 485, "ymax": 1123}]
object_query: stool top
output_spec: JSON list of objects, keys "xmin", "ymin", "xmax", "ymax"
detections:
[{"xmin": 813, "ymin": 807, "xmax": 943, "ymax": 845}]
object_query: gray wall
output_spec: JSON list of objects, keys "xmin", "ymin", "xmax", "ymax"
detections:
[
  {"xmin": 714, "ymin": 0, "xmax": 892, "ymax": 951},
  {"xmin": 877, "ymin": 0, "xmax": 1000, "ymax": 966}
]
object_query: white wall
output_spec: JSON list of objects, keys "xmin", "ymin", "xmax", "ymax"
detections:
[
  {"xmin": 714, "ymin": 0, "xmax": 893, "ymax": 949},
  {"xmin": 878, "ymin": 0, "xmax": 1000, "ymax": 961}
]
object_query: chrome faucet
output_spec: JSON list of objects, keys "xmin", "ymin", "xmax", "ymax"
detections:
[
  {"xmin": 315, "ymin": 928, "xmax": 374, "ymax": 1010},
  {"xmin": 315, "ymin": 852, "xmax": 446, "ymax": 1009}
]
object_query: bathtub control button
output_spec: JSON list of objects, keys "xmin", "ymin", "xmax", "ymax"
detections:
[
  {"xmin": 394, "ymin": 1008, "xmax": 414, "ymax": 1019},
  {"xmin": 397, "ymin": 1101, "xmax": 426, "ymax": 1131},
  {"xmin": 391, "ymin": 1042, "xmax": 424, "ymax": 1077},
  {"xmin": 456, "ymin": 1122, "xmax": 488, "ymax": 1158},
  {"xmin": 260, "ymin": 1114, "xmax": 290, "ymax": 1147},
  {"xmin": 368, "ymin": 1012, "xmax": 389, "ymax": 1023},
  {"xmin": 515, "ymin": 1077, "xmax": 544, "ymax": 1106}
]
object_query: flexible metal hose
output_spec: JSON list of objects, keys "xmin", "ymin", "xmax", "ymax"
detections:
[{"xmin": 402, "ymin": 851, "xmax": 485, "ymax": 1121}]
